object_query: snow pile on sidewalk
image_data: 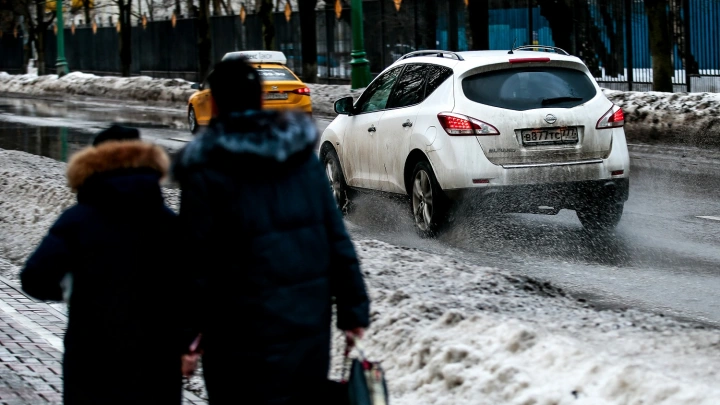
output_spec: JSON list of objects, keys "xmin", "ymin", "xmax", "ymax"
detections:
[
  {"xmin": 3, "ymin": 147, "xmax": 720, "ymax": 404},
  {"xmin": 0, "ymin": 72, "xmax": 196, "ymax": 110},
  {"xmin": 603, "ymin": 89, "xmax": 720, "ymax": 147}
]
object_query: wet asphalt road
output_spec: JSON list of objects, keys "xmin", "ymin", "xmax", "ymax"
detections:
[{"xmin": 2, "ymin": 96, "xmax": 720, "ymax": 327}]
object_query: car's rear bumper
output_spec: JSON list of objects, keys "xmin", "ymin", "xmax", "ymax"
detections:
[{"xmin": 444, "ymin": 178, "xmax": 629, "ymax": 212}]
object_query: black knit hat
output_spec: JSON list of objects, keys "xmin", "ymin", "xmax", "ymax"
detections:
[{"xmin": 92, "ymin": 124, "xmax": 141, "ymax": 146}]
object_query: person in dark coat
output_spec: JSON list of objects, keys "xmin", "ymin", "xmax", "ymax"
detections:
[
  {"xmin": 172, "ymin": 57, "xmax": 371, "ymax": 404},
  {"xmin": 21, "ymin": 125, "xmax": 192, "ymax": 405}
]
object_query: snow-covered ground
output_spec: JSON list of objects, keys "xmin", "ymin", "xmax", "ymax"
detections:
[
  {"xmin": 2, "ymin": 147, "xmax": 720, "ymax": 404},
  {"xmin": 3, "ymin": 71, "xmax": 719, "ymax": 146}
]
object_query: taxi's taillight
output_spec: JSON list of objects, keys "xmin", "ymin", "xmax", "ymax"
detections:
[{"xmin": 292, "ymin": 87, "xmax": 311, "ymax": 96}]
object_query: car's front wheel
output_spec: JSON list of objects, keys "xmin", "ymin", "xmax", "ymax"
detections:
[
  {"xmin": 322, "ymin": 147, "xmax": 351, "ymax": 213},
  {"xmin": 411, "ymin": 161, "xmax": 447, "ymax": 237},
  {"xmin": 188, "ymin": 106, "xmax": 199, "ymax": 134},
  {"xmin": 576, "ymin": 200, "xmax": 624, "ymax": 231}
]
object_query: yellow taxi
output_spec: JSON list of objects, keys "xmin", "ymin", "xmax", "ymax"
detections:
[{"xmin": 187, "ymin": 51, "xmax": 313, "ymax": 134}]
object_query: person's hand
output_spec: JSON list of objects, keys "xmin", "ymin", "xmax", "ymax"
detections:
[
  {"xmin": 182, "ymin": 334, "xmax": 203, "ymax": 378},
  {"xmin": 344, "ymin": 327, "xmax": 365, "ymax": 351},
  {"xmin": 181, "ymin": 352, "xmax": 201, "ymax": 377}
]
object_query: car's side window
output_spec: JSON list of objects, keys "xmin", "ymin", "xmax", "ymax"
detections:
[
  {"xmin": 424, "ymin": 65, "xmax": 453, "ymax": 98},
  {"xmin": 356, "ymin": 67, "xmax": 403, "ymax": 113},
  {"xmin": 386, "ymin": 64, "xmax": 428, "ymax": 109}
]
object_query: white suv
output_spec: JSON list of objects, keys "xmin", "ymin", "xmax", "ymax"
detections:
[{"xmin": 320, "ymin": 47, "xmax": 629, "ymax": 235}]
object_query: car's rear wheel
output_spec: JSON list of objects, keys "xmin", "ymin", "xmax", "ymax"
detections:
[
  {"xmin": 188, "ymin": 106, "xmax": 199, "ymax": 134},
  {"xmin": 577, "ymin": 200, "xmax": 624, "ymax": 231},
  {"xmin": 411, "ymin": 161, "xmax": 447, "ymax": 237},
  {"xmin": 322, "ymin": 148, "xmax": 351, "ymax": 213}
]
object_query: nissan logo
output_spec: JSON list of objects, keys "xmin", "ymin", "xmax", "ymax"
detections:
[{"xmin": 544, "ymin": 114, "xmax": 557, "ymax": 124}]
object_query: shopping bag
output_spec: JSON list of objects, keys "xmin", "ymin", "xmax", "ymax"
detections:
[{"xmin": 341, "ymin": 339, "xmax": 390, "ymax": 405}]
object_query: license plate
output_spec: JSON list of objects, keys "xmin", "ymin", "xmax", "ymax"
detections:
[
  {"xmin": 521, "ymin": 127, "xmax": 579, "ymax": 145},
  {"xmin": 263, "ymin": 92, "xmax": 288, "ymax": 100}
]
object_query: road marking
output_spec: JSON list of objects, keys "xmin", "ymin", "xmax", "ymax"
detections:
[
  {"xmin": 169, "ymin": 137, "xmax": 191, "ymax": 143},
  {"xmin": 697, "ymin": 216, "xmax": 720, "ymax": 222}
]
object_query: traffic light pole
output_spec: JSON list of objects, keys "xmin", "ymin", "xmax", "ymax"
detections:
[
  {"xmin": 350, "ymin": 0, "xmax": 371, "ymax": 89},
  {"xmin": 56, "ymin": 0, "xmax": 69, "ymax": 76}
]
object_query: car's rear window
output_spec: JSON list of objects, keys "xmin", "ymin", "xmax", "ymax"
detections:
[
  {"xmin": 256, "ymin": 68, "xmax": 298, "ymax": 81},
  {"xmin": 462, "ymin": 67, "xmax": 597, "ymax": 111}
]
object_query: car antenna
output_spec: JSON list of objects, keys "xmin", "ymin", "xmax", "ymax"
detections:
[{"xmin": 508, "ymin": 38, "xmax": 517, "ymax": 54}]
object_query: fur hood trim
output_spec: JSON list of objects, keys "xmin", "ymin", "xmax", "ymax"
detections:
[{"xmin": 67, "ymin": 141, "xmax": 169, "ymax": 191}]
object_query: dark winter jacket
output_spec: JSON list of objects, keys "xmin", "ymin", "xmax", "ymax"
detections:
[
  {"xmin": 173, "ymin": 110, "xmax": 370, "ymax": 404},
  {"xmin": 21, "ymin": 141, "xmax": 186, "ymax": 405}
]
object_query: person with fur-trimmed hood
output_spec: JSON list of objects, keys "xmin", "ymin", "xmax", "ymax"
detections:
[
  {"xmin": 172, "ymin": 58, "xmax": 370, "ymax": 404},
  {"xmin": 21, "ymin": 125, "xmax": 192, "ymax": 405}
]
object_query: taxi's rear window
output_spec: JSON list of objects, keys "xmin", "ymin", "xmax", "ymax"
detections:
[
  {"xmin": 256, "ymin": 68, "xmax": 298, "ymax": 81},
  {"xmin": 462, "ymin": 67, "xmax": 597, "ymax": 111}
]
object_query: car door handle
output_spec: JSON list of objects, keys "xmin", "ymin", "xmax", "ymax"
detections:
[
  {"xmin": 402, "ymin": 120, "xmax": 413, "ymax": 128},
  {"xmin": 368, "ymin": 125, "xmax": 376, "ymax": 133}
]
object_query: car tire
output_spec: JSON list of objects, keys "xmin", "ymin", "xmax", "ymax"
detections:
[
  {"xmin": 188, "ymin": 106, "xmax": 199, "ymax": 134},
  {"xmin": 322, "ymin": 147, "xmax": 351, "ymax": 213},
  {"xmin": 411, "ymin": 161, "xmax": 448, "ymax": 237},
  {"xmin": 576, "ymin": 200, "xmax": 623, "ymax": 231}
]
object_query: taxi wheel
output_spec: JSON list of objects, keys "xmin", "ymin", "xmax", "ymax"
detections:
[{"xmin": 188, "ymin": 107, "xmax": 199, "ymax": 134}]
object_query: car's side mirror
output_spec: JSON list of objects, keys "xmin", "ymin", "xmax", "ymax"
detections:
[
  {"xmin": 190, "ymin": 83, "xmax": 200, "ymax": 90},
  {"xmin": 334, "ymin": 96, "xmax": 355, "ymax": 115}
]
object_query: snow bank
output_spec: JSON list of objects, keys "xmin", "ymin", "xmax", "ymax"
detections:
[
  {"xmin": 2, "ymin": 148, "xmax": 720, "ymax": 404},
  {"xmin": 603, "ymin": 89, "xmax": 720, "ymax": 148},
  {"xmin": 0, "ymin": 71, "xmax": 196, "ymax": 110}
]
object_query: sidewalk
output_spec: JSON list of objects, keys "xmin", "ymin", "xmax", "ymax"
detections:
[{"xmin": 0, "ymin": 276, "xmax": 206, "ymax": 404}]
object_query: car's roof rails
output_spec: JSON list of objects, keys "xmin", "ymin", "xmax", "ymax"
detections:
[
  {"xmin": 508, "ymin": 45, "xmax": 570, "ymax": 56},
  {"xmin": 397, "ymin": 50, "xmax": 465, "ymax": 61}
]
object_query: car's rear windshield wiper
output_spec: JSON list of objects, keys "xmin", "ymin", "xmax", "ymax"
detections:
[{"xmin": 541, "ymin": 96, "xmax": 584, "ymax": 106}]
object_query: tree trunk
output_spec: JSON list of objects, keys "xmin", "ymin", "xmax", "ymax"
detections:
[
  {"xmin": 175, "ymin": 0, "xmax": 182, "ymax": 16},
  {"xmin": 421, "ymin": 0, "xmax": 437, "ymax": 49},
  {"xmin": 212, "ymin": 0, "xmax": 221, "ymax": 16},
  {"xmin": 187, "ymin": 0, "xmax": 196, "ymax": 17},
  {"xmin": 119, "ymin": 0, "xmax": 133, "ymax": 77},
  {"xmin": 259, "ymin": 0, "xmax": 275, "ymax": 50},
  {"xmin": 34, "ymin": 0, "xmax": 51, "ymax": 75},
  {"xmin": 645, "ymin": 0, "xmax": 673, "ymax": 92},
  {"xmin": 197, "ymin": 0, "xmax": 212, "ymax": 80},
  {"xmin": 84, "ymin": 0, "xmax": 92, "ymax": 26},
  {"xmin": 537, "ymin": 0, "xmax": 574, "ymax": 53},
  {"xmin": 299, "ymin": 0, "xmax": 317, "ymax": 83},
  {"xmin": 467, "ymin": 0, "xmax": 489, "ymax": 50}
]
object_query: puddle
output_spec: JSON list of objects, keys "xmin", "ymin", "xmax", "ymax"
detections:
[
  {"xmin": 0, "ymin": 122, "xmax": 93, "ymax": 162},
  {"xmin": 0, "ymin": 97, "xmax": 187, "ymax": 130}
]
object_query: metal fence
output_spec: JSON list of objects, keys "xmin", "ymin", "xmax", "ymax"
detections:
[{"xmin": 2, "ymin": 0, "xmax": 720, "ymax": 92}]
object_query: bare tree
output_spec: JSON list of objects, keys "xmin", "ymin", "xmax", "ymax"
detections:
[
  {"xmin": 113, "ymin": 0, "xmax": 133, "ymax": 76},
  {"xmin": 2, "ymin": 0, "xmax": 57, "ymax": 74},
  {"xmin": 645, "ymin": 0, "xmax": 673, "ymax": 91},
  {"xmin": 299, "ymin": 0, "xmax": 316, "ymax": 82},
  {"xmin": 197, "ymin": 0, "xmax": 211, "ymax": 79},
  {"xmin": 258, "ymin": 0, "xmax": 274, "ymax": 49},
  {"xmin": 466, "ymin": 0, "xmax": 488, "ymax": 50}
]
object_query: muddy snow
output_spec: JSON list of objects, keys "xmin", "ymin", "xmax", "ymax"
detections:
[{"xmin": 2, "ymin": 147, "xmax": 720, "ymax": 404}]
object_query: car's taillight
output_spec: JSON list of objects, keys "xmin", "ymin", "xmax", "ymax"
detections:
[
  {"xmin": 596, "ymin": 105, "xmax": 624, "ymax": 129},
  {"xmin": 292, "ymin": 87, "xmax": 311, "ymax": 95},
  {"xmin": 437, "ymin": 113, "xmax": 499, "ymax": 136}
]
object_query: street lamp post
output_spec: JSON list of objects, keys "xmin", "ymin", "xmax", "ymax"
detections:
[
  {"xmin": 55, "ymin": 0, "xmax": 69, "ymax": 76},
  {"xmin": 350, "ymin": 0, "xmax": 371, "ymax": 89}
]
